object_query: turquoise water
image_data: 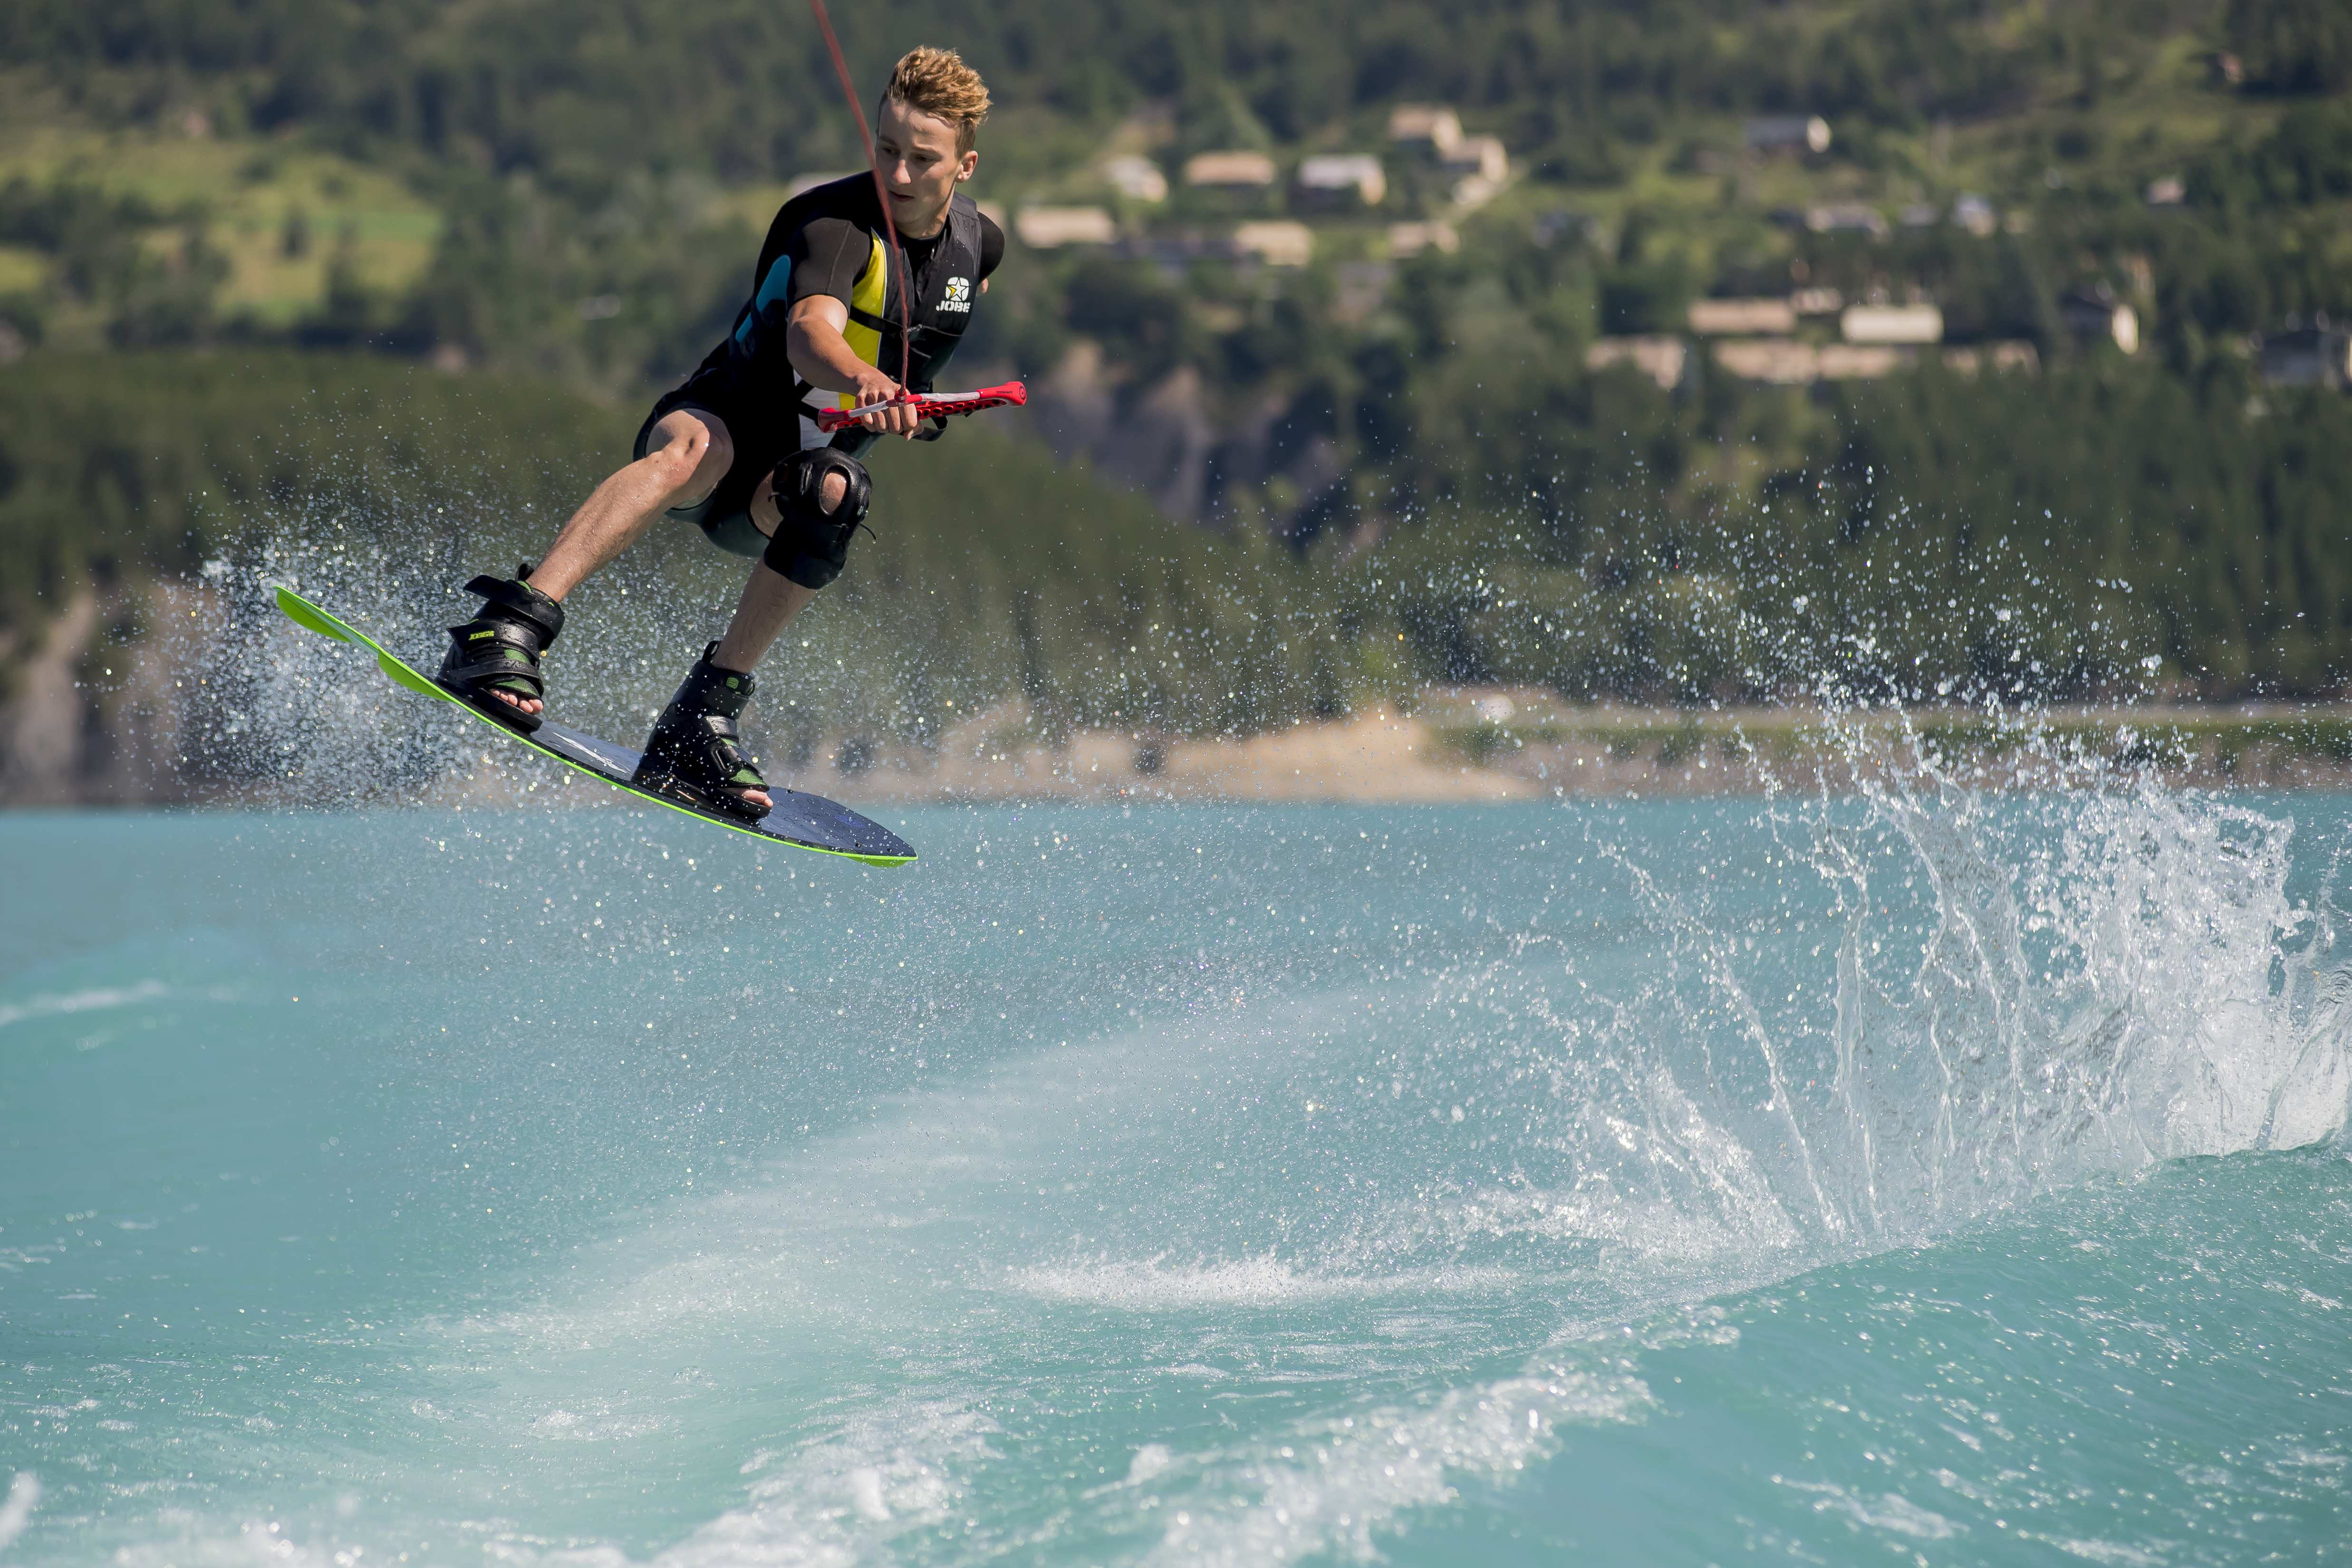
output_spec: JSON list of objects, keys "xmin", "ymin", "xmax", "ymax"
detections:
[{"xmin": 4, "ymin": 789, "xmax": 2349, "ymax": 1566}]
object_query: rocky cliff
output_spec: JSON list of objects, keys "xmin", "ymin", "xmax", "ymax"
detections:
[{"xmin": 0, "ymin": 585, "xmax": 227, "ymax": 805}]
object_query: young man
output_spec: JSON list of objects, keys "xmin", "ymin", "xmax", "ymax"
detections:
[{"xmin": 437, "ymin": 47, "xmax": 1003, "ymax": 819}]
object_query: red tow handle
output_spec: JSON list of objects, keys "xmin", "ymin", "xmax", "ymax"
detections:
[{"xmin": 814, "ymin": 380, "xmax": 1029, "ymax": 434}]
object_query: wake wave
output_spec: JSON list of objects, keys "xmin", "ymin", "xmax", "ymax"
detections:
[{"xmin": 1383, "ymin": 727, "xmax": 2352, "ymax": 1273}]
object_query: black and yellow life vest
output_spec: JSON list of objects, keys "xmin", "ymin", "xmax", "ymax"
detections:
[
  {"xmin": 844, "ymin": 193, "xmax": 983, "ymax": 393},
  {"xmin": 715, "ymin": 176, "xmax": 987, "ymax": 453},
  {"xmin": 791, "ymin": 192, "xmax": 983, "ymax": 438}
]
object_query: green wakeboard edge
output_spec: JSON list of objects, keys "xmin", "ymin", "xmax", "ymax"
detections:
[{"xmin": 272, "ymin": 584, "xmax": 916, "ymax": 867}]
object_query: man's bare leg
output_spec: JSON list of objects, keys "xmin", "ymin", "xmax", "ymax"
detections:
[
  {"xmin": 712, "ymin": 564, "xmax": 817, "ymax": 675},
  {"xmin": 534, "ymin": 410, "xmax": 733, "ymax": 599},
  {"xmin": 481, "ymin": 409, "xmax": 736, "ymax": 719}
]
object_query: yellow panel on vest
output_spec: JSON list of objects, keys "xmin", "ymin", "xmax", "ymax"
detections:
[{"xmin": 838, "ymin": 231, "xmax": 887, "ymax": 408}]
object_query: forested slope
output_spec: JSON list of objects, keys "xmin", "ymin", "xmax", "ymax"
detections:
[{"xmin": 0, "ymin": 0, "xmax": 2347, "ymax": 715}]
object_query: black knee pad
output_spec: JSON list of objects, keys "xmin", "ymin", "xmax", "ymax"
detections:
[{"xmin": 762, "ymin": 447, "xmax": 874, "ymax": 589}]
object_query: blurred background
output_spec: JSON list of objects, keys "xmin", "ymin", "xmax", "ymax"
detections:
[{"xmin": 1, "ymin": 0, "xmax": 2350, "ymax": 804}]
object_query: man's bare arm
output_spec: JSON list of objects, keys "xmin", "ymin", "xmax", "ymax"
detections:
[{"xmin": 784, "ymin": 296, "xmax": 926, "ymax": 436}]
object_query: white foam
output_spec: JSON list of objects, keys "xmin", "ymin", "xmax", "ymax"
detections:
[
  {"xmin": 1824, "ymin": 781, "xmax": 2352, "ymax": 1226},
  {"xmin": 1139, "ymin": 1370, "xmax": 1647, "ymax": 1568},
  {"xmin": 476, "ymin": 1395, "xmax": 990, "ymax": 1568},
  {"xmin": 108, "ymin": 1518, "xmax": 339, "ymax": 1568},
  {"xmin": 646, "ymin": 1397, "xmax": 994, "ymax": 1568},
  {"xmin": 1009, "ymin": 1256, "xmax": 1509, "ymax": 1310},
  {"xmin": 1562, "ymin": 769, "xmax": 2352, "ymax": 1248},
  {"xmin": 1340, "ymin": 1140, "xmax": 1803, "ymax": 1273},
  {"xmin": 2040, "ymin": 1537, "xmax": 2167, "ymax": 1567},
  {"xmin": 843, "ymin": 1470, "xmax": 890, "ymax": 1522},
  {"xmin": 525, "ymin": 1405, "xmax": 666, "ymax": 1443},
  {"xmin": 0, "ymin": 980, "xmax": 167, "ymax": 1032},
  {"xmin": 0, "ymin": 1473, "xmax": 40, "ymax": 1552},
  {"xmin": 1784, "ymin": 1479, "xmax": 1958, "ymax": 1539}
]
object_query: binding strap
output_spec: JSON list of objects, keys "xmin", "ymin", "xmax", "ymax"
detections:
[{"xmin": 461, "ymin": 567, "xmax": 564, "ymax": 646}]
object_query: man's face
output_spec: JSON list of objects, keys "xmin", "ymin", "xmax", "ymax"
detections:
[{"xmin": 873, "ymin": 98, "xmax": 977, "ymax": 231}]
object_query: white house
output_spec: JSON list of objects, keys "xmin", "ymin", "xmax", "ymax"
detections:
[
  {"xmin": 1104, "ymin": 155, "xmax": 1168, "ymax": 202},
  {"xmin": 1233, "ymin": 221, "xmax": 1313, "ymax": 268},
  {"xmin": 1841, "ymin": 304, "xmax": 1944, "ymax": 344},
  {"xmin": 1182, "ymin": 151, "xmax": 1278, "ymax": 190},
  {"xmin": 1688, "ymin": 298, "xmax": 1799, "ymax": 336},
  {"xmin": 1745, "ymin": 115, "xmax": 1831, "ymax": 154},
  {"xmin": 1297, "ymin": 154, "xmax": 1387, "ymax": 206},
  {"xmin": 1015, "ymin": 207, "xmax": 1118, "ymax": 249},
  {"xmin": 1387, "ymin": 105, "xmax": 1463, "ymax": 154}
]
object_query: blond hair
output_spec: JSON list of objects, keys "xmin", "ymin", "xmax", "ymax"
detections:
[{"xmin": 881, "ymin": 47, "xmax": 991, "ymax": 154}]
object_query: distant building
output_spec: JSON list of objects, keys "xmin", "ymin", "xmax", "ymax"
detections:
[
  {"xmin": 1841, "ymin": 304, "xmax": 1944, "ymax": 344},
  {"xmin": 1952, "ymin": 194, "xmax": 1997, "ymax": 236},
  {"xmin": 1182, "ymin": 151, "xmax": 1278, "ymax": 190},
  {"xmin": 1015, "ymin": 206, "xmax": 1118, "ymax": 248},
  {"xmin": 1746, "ymin": 115, "xmax": 1831, "ymax": 155},
  {"xmin": 1789, "ymin": 286, "xmax": 1844, "ymax": 316},
  {"xmin": 1233, "ymin": 220, "xmax": 1313, "ymax": 268},
  {"xmin": 1688, "ymin": 298, "xmax": 1798, "ymax": 336},
  {"xmin": 1388, "ymin": 221, "xmax": 1458, "ymax": 258},
  {"xmin": 1441, "ymin": 135, "xmax": 1508, "ymax": 184},
  {"xmin": 2145, "ymin": 176, "xmax": 2186, "ymax": 207},
  {"xmin": 1387, "ymin": 104, "xmax": 1464, "ymax": 154},
  {"xmin": 1105, "ymin": 156, "xmax": 1168, "ymax": 202},
  {"xmin": 1588, "ymin": 336, "xmax": 1689, "ymax": 389},
  {"xmin": 1451, "ymin": 175, "xmax": 1503, "ymax": 211},
  {"xmin": 1714, "ymin": 339, "xmax": 1903, "ymax": 382},
  {"xmin": 1296, "ymin": 154, "xmax": 1387, "ymax": 207},
  {"xmin": 1817, "ymin": 344, "xmax": 1902, "ymax": 378},
  {"xmin": 1806, "ymin": 203, "xmax": 1889, "ymax": 239},
  {"xmin": 2062, "ymin": 289, "xmax": 2138, "ymax": 354},
  {"xmin": 1942, "ymin": 342, "xmax": 2041, "ymax": 377},
  {"xmin": 1712, "ymin": 340, "xmax": 1816, "ymax": 384},
  {"xmin": 2258, "ymin": 326, "xmax": 2352, "ymax": 388}
]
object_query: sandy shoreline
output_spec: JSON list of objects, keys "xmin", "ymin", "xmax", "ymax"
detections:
[
  {"xmin": 8, "ymin": 594, "xmax": 2349, "ymax": 808},
  {"xmin": 385, "ymin": 699, "xmax": 2352, "ymax": 814}
]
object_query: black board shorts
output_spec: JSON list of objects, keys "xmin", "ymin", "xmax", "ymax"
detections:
[{"xmin": 632, "ymin": 375, "xmax": 802, "ymax": 561}]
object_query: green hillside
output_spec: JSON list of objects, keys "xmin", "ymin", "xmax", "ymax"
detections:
[
  {"xmin": 0, "ymin": 0, "xmax": 2348, "ymax": 712},
  {"xmin": 0, "ymin": 351, "xmax": 1356, "ymax": 748}
]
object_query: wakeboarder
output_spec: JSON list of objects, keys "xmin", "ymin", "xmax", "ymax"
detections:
[{"xmin": 435, "ymin": 46, "xmax": 1002, "ymax": 819}]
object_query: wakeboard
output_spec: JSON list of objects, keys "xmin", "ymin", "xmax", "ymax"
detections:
[{"xmin": 274, "ymin": 585, "xmax": 916, "ymax": 866}]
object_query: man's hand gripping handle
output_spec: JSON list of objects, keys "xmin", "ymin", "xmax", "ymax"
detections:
[{"xmin": 814, "ymin": 380, "xmax": 1029, "ymax": 434}]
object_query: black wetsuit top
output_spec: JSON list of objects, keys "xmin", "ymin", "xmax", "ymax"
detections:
[
  {"xmin": 637, "ymin": 176, "xmax": 1003, "ymax": 556},
  {"xmin": 729, "ymin": 175, "xmax": 1003, "ymax": 450}
]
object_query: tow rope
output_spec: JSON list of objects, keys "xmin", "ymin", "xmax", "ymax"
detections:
[{"xmin": 806, "ymin": 0, "xmax": 1024, "ymax": 428}]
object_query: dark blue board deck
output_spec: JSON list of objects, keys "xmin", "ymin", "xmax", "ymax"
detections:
[{"xmin": 275, "ymin": 586, "xmax": 916, "ymax": 866}]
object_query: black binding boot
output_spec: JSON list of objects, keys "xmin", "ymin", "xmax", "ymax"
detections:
[
  {"xmin": 437, "ymin": 565, "xmax": 564, "ymax": 734},
  {"xmin": 631, "ymin": 644, "xmax": 770, "ymax": 820}
]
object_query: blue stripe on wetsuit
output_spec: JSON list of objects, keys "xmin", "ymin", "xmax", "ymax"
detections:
[{"xmin": 733, "ymin": 256, "xmax": 792, "ymax": 346}]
